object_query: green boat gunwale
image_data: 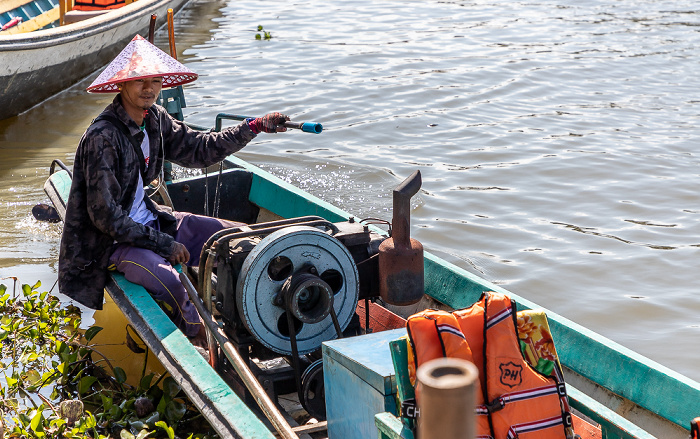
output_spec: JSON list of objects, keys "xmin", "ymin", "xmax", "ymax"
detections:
[
  {"xmin": 44, "ymin": 154, "xmax": 700, "ymax": 439},
  {"xmin": 226, "ymin": 155, "xmax": 700, "ymax": 437}
]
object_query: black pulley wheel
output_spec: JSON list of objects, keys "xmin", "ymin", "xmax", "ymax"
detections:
[{"xmin": 300, "ymin": 359, "xmax": 326, "ymax": 421}]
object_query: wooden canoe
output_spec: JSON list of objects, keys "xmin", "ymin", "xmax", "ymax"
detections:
[
  {"xmin": 0, "ymin": 0, "xmax": 188, "ymax": 121},
  {"xmin": 43, "ymin": 145, "xmax": 700, "ymax": 438}
]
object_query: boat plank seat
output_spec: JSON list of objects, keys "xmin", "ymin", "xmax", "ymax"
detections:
[
  {"xmin": 63, "ymin": 0, "xmax": 134, "ymax": 24},
  {"xmin": 62, "ymin": 8, "xmax": 107, "ymax": 23},
  {"xmin": 0, "ymin": 0, "xmax": 35, "ymax": 15}
]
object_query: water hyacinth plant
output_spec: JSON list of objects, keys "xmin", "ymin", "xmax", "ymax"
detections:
[
  {"xmin": 255, "ymin": 25, "xmax": 272, "ymax": 40},
  {"xmin": 0, "ymin": 281, "xmax": 218, "ymax": 438}
]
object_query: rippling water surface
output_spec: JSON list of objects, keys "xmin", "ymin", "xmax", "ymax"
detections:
[{"xmin": 1, "ymin": 0, "xmax": 699, "ymax": 380}]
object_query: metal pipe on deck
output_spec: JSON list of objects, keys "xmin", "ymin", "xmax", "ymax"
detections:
[
  {"xmin": 416, "ymin": 357, "xmax": 478, "ymax": 439},
  {"xmin": 180, "ymin": 274, "xmax": 299, "ymax": 439}
]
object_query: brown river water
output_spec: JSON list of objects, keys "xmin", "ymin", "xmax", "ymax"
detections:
[{"xmin": 1, "ymin": 0, "xmax": 699, "ymax": 385}]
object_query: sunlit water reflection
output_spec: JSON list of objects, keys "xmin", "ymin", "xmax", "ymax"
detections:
[{"xmin": 1, "ymin": 0, "xmax": 699, "ymax": 381}]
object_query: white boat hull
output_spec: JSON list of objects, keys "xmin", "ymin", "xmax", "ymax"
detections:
[{"xmin": 0, "ymin": 0, "xmax": 188, "ymax": 120}]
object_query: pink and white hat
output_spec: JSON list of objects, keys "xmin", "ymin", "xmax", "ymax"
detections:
[{"xmin": 87, "ymin": 34, "xmax": 198, "ymax": 93}]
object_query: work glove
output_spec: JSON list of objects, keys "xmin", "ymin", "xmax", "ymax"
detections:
[{"xmin": 246, "ymin": 112, "xmax": 290, "ymax": 134}]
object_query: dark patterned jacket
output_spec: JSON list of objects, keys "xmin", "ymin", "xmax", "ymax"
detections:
[{"xmin": 58, "ymin": 95, "xmax": 256, "ymax": 309}]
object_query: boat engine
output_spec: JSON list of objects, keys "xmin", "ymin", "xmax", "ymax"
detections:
[
  {"xmin": 215, "ymin": 220, "xmax": 379, "ymax": 354},
  {"xmin": 197, "ymin": 170, "xmax": 423, "ymax": 421}
]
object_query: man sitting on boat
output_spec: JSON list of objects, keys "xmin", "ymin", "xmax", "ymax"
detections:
[{"xmin": 58, "ymin": 35, "xmax": 289, "ymax": 345}]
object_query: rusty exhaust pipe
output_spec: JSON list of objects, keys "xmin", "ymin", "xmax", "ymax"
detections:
[{"xmin": 378, "ymin": 170, "xmax": 424, "ymax": 305}]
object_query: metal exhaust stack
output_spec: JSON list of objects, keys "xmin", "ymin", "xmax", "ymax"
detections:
[{"xmin": 378, "ymin": 170, "xmax": 424, "ymax": 305}]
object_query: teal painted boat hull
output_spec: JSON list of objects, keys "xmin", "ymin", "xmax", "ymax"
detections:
[{"xmin": 44, "ymin": 155, "xmax": 700, "ymax": 439}]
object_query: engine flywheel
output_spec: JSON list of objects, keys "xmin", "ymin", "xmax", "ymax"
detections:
[{"xmin": 236, "ymin": 226, "xmax": 359, "ymax": 355}]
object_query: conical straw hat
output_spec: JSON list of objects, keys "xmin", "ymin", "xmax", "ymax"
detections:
[{"xmin": 87, "ymin": 34, "xmax": 198, "ymax": 93}]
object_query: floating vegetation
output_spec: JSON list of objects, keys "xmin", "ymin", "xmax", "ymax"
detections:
[
  {"xmin": 0, "ymin": 281, "xmax": 218, "ymax": 438},
  {"xmin": 255, "ymin": 25, "xmax": 272, "ymax": 40}
]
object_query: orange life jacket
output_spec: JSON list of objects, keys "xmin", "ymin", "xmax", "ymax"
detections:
[
  {"xmin": 405, "ymin": 309, "xmax": 492, "ymax": 435},
  {"xmin": 406, "ymin": 292, "xmax": 573, "ymax": 439},
  {"xmin": 72, "ymin": 0, "xmax": 125, "ymax": 11}
]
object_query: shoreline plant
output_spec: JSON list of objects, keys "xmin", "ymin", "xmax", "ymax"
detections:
[{"xmin": 0, "ymin": 280, "xmax": 218, "ymax": 438}]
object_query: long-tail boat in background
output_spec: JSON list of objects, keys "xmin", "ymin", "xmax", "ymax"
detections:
[{"xmin": 0, "ymin": 0, "xmax": 189, "ymax": 120}]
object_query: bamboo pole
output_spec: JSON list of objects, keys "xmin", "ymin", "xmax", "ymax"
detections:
[
  {"xmin": 416, "ymin": 357, "xmax": 478, "ymax": 439},
  {"xmin": 147, "ymin": 13, "xmax": 156, "ymax": 42},
  {"xmin": 59, "ymin": 0, "xmax": 65, "ymax": 25},
  {"xmin": 167, "ymin": 8, "xmax": 176, "ymax": 58}
]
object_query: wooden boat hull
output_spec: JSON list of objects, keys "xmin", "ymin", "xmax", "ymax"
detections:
[
  {"xmin": 0, "ymin": 0, "xmax": 188, "ymax": 121},
  {"xmin": 43, "ymin": 155, "xmax": 700, "ymax": 439}
]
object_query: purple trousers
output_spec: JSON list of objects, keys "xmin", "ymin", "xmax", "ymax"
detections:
[{"xmin": 109, "ymin": 211, "xmax": 244, "ymax": 337}]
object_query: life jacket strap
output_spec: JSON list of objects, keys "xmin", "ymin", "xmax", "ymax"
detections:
[
  {"xmin": 562, "ymin": 411, "xmax": 573, "ymax": 429},
  {"xmin": 506, "ymin": 414, "xmax": 564, "ymax": 439},
  {"xmin": 507, "ymin": 383, "xmax": 559, "ymax": 402},
  {"xmin": 481, "ymin": 397, "xmax": 505, "ymax": 413},
  {"xmin": 400, "ymin": 398, "xmax": 419, "ymax": 419},
  {"xmin": 691, "ymin": 417, "xmax": 700, "ymax": 439},
  {"xmin": 556, "ymin": 382, "xmax": 567, "ymax": 397}
]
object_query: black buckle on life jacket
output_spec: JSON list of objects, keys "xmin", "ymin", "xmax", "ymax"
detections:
[
  {"xmin": 401, "ymin": 398, "xmax": 420, "ymax": 419},
  {"xmin": 485, "ymin": 397, "xmax": 505, "ymax": 413},
  {"xmin": 557, "ymin": 382, "xmax": 567, "ymax": 397},
  {"xmin": 562, "ymin": 411, "xmax": 573, "ymax": 428}
]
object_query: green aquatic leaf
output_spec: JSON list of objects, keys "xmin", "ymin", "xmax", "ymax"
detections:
[
  {"xmin": 84, "ymin": 326, "xmax": 103, "ymax": 342},
  {"xmin": 109, "ymin": 404, "xmax": 123, "ymax": 419},
  {"xmin": 30, "ymin": 410, "xmax": 45, "ymax": 436},
  {"xmin": 23, "ymin": 369, "xmax": 41, "ymax": 386},
  {"xmin": 139, "ymin": 373, "xmax": 154, "ymax": 391},
  {"xmin": 164, "ymin": 400, "xmax": 186, "ymax": 423},
  {"xmin": 156, "ymin": 420, "xmax": 175, "ymax": 439},
  {"xmin": 83, "ymin": 412, "xmax": 97, "ymax": 428},
  {"xmin": 6, "ymin": 375, "xmax": 17, "ymax": 387},
  {"xmin": 101, "ymin": 393, "xmax": 113, "ymax": 410},
  {"xmin": 114, "ymin": 366, "xmax": 127, "ymax": 384},
  {"xmin": 78, "ymin": 376, "xmax": 98, "ymax": 395},
  {"xmin": 162, "ymin": 376, "xmax": 180, "ymax": 399}
]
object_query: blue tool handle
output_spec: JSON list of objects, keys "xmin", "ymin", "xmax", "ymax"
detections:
[
  {"xmin": 285, "ymin": 121, "xmax": 323, "ymax": 134},
  {"xmin": 213, "ymin": 113, "xmax": 322, "ymax": 133}
]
